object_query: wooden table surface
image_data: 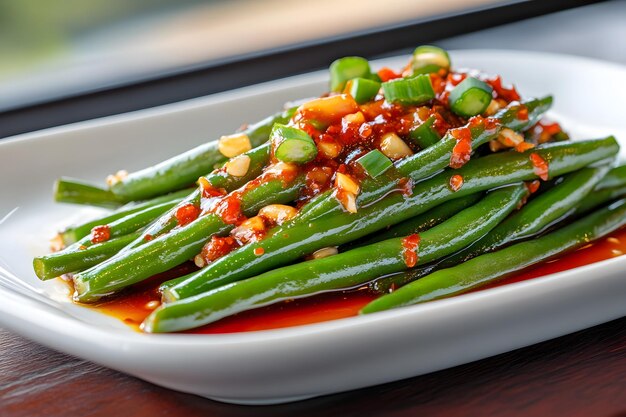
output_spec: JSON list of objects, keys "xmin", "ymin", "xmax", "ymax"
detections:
[{"xmin": 1, "ymin": 317, "xmax": 625, "ymax": 417}]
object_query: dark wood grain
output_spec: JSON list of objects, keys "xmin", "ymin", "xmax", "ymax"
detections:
[{"xmin": 1, "ymin": 317, "xmax": 625, "ymax": 416}]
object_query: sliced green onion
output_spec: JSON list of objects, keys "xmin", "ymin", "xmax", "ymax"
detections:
[
  {"xmin": 345, "ymin": 78, "xmax": 381, "ymax": 104},
  {"xmin": 448, "ymin": 77, "xmax": 493, "ymax": 117},
  {"xmin": 411, "ymin": 45, "xmax": 451, "ymax": 75},
  {"xmin": 356, "ymin": 150, "xmax": 393, "ymax": 178},
  {"xmin": 329, "ymin": 57, "xmax": 371, "ymax": 92},
  {"xmin": 271, "ymin": 124, "xmax": 318, "ymax": 164},
  {"xmin": 382, "ymin": 75, "xmax": 435, "ymax": 105},
  {"xmin": 409, "ymin": 115, "xmax": 441, "ymax": 149}
]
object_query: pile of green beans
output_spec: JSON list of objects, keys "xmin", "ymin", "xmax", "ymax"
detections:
[
  {"xmin": 35, "ymin": 47, "xmax": 626, "ymax": 334},
  {"xmin": 68, "ymin": 98, "xmax": 551, "ymax": 302}
]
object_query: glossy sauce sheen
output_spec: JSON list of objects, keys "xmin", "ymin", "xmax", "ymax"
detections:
[{"xmin": 87, "ymin": 228, "xmax": 626, "ymax": 334}]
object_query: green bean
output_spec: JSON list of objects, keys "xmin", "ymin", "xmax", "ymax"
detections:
[
  {"xmin": 361, "ymin": 197, "xmax": 626, "ymax": 314},
  {"xmin": 54, "ymin": 108, "xmax": 294, "ymax": 207},
  {"xmin": 54, "ymin": 178, "xmax": 125, "ymax": 208},
  {"xmin": 143, "ymin": 184, "xmax": 527, "ymax": 332},
  {"xmin": 575, "ymin": 184, "xmax": 626, "ymax": 215},
  {"xmin": 109, "ymin": 109, "xmax": 295, "ymax": 201},
  {"xmin": 370, "ymin": 164, "xmax": 612, "ymax": 293},
  {"xmin": 594, "ymin": 164, "xmax": 626, "ymax": 190},
  {"xmin": 59, "ymin": 189, "xmax": 191, "ymax": 245},
  {"xmin": 356, "ymin": 193, "xmax": 483, "ymax": 246},
  {"xmin": 164, "ymin": 137, "xmax": 618, "ymax": 301}
]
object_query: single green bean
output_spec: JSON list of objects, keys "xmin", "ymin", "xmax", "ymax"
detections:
[
  {"xmin": 356, "ymin": 193, "xmax": 483, "ymax": 246},
  {"xmin": 164, "ymin": 137, "xmax": 618, "ymax": 301},
  {"xmin": 574, "ymin": 184, "xmax": 626, "ymax": 215},
  {"xmin": 109, "ymin": 108, "xmax": 295, "ymax": 201},
  {"xmin": 361, "ymin": 197, "xmax": 626, "ymax": 314},
  {"xmin": 594, "ymin": 164, "xmax": 626, "ymax": 190},
  {"xmin": 59, "ymin": 189, "xmax": 191, "ymax": 245},
  {"xmin": 34, "ymin": 232, "xmax": 141, "ymax": 279},
  {"xmin": 54, "ymin": 178, "xmax": 125, "ymax": 208},
  {"xmin": 144, "ymin": 184, "xmax": 527, "ymax": 332}
]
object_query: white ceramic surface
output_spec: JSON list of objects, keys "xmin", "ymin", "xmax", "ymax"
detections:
[{"xmin": 0, "ymin": 51, "xmax": 625, "ymax": 405}]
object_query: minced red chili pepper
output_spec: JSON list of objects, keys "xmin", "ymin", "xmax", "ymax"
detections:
[
  {"xmin": 397, "ymin": 177, "xmax": 413, "ymax": 197},
  {"xmin": 450, "ymin": 127, "xmax": 472, "ymax": 169},
  {"xmin": 377, "ymin": 67, "xmax": 401, "ymax": 82},
  {"xmin": 90, "ymin": 225, "xmax": 110, "ymax": 244},
  {"xmin": 201, "ymin": 236, "xmax": 239, "ymax": 263},
  {"xmin": 485, "ymin": 75, "xmax": 521, "ymax": 102},
  {"xmin": 517, "ymin": 106, "xmax": 529, "ymax": 121},
  {"xmin": 402, "ymin": 234, "xmax": 421, "ymax": 268},
  {"xmin": 175, "ymin": 204, "xmax": 201, "ymax": 227},
  {"xmin": 449, "ymin": 174, "xmax": 464, "ymax": 192},
  {"xmin": 213, "ymin": 194, "xmax": 244, "ymax": 225},
  {"xmin": 526, "ymin": 180, "xmax": 541, "ymax": 194},
  {"xmin": 529, "ymin": 153, "xmax": 550, "ymax": 181}
]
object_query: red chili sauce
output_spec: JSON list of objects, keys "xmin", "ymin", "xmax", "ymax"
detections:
[{"xmin": 84, "ymin": 228, "xmax": 626, "ymax": 334}]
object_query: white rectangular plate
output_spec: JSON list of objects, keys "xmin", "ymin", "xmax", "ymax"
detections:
[{"xmin": 1, "ymin": 50, "xmax": 625, "ymax": 405}]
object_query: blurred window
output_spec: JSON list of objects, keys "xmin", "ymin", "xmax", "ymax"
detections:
[{"xmin": 0, "ymin": 0, "xmax": 503, "ymax": 110}]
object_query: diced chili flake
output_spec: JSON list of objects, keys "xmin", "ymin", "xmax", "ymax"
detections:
[
  {"xmin": 201, "ymin": 236, "xmax": 239, "ymax": 263},
  {"xmin": 377, "ymin": 67, "xmax": 401, "ymax": 82},
  {"xmin": 397, "ymin": 177, "xmax": 413, "ymax": 197},
  {"xmin": 212, "ymin": 194, "xmax": 244, "ymax": 225},
  {"xmin": 450, "ymin": 127, "xmax": 472, "ymax": 169},
  {"xmin": 144, "ymin": 234, "xmax": 153, "ymax": 241},
  {"xmin": 254, "ymin": 247, "xmax": 265, "ymax": 256},
  {"xmin": 175, "ymin": 204, "xmax": 201, "ymax": 227},
  {"xmin": 468, "ymin": 116, "xmax": 485, "ymax": 128},
  {"xmin": 529, "ymin": 153, "xmax": 550, "ymax": 181},
  {"xmin": 449, "ymin": 174, "xmax": 464, "ymax": 192},
  {"xmin": 483, "ymin": 117, "xmax": 499, "ymax": 130},
  {"xmin": 402, "ymin": 234, "xmax": 421, "ymax": 268},
  {"xmin": 526, "ymin": 180, "xmax": 541, "ymax": 194},
  {"xmin": 358, "ymin": 123, "xmax": 373, "ymax": 139},
  {"xmin": 532, "ymin": 121, "xmax": 563, "ymax": 143},
  {"xmin": 515, "ymin": 142, "xmax": 535, "ymax": 153},
  {"xmin": 90, "ymin": 225, "xmax": 111, "ymax": 244},
  {"xmin": 539, "ymin": 121, "xmax": 562, "ymax": 136},
  {"xmin": 485, "ymin": 75, "xmax": 520, "ymax": 103},
  {"xmin": 449, "ymin": 73, "xmax": 467, "ymax": 86},
  {"xmin": 517, "ymin": 106, "xmax": 529, "ymax": 121}
]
